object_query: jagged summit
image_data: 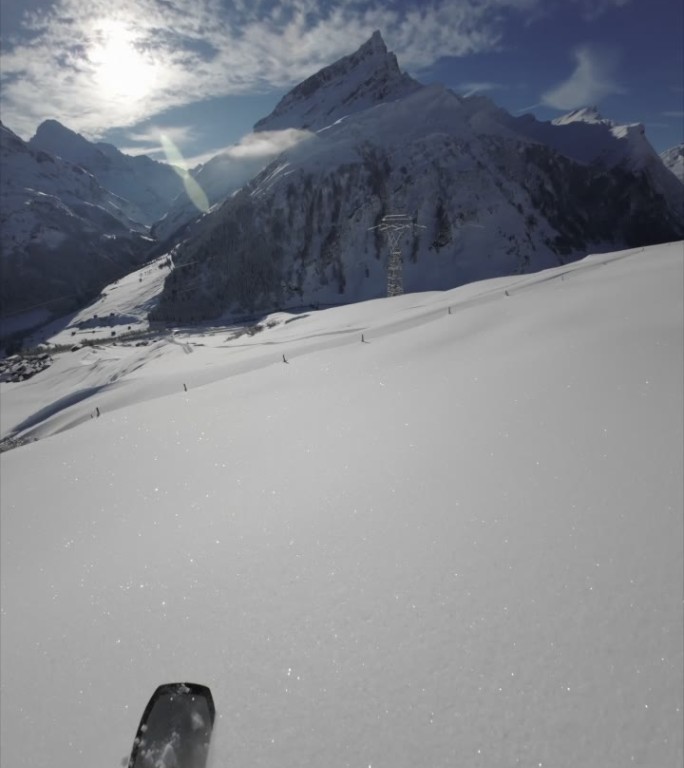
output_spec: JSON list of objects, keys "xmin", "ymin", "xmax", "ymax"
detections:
[
  {"xmin": 354, "ymin": 28, "xmax": 388, "ymax": 57},
  {"xmin": 254, "ymin": 30, "xmax": 421, "ymax": 133},
  {"xmin": 31, "ymin": 119, "xmax": 100, "ymax": 163}
]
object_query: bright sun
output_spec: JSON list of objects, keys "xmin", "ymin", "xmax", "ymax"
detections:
[{"xmin": 90, "ymin": 20, "xmax": 157, "ymax": 100}]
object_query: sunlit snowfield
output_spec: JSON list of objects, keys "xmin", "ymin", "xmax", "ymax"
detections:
[{"xmin": 1, "ymin": 242, "xmax": 682, "ymax": 768}]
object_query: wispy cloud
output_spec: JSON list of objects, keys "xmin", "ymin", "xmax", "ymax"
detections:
[
  {"xmin": 663, "ymin": 110, "xmax": 684, "ymax": 118},
  {"xmin": 541, "ymin": 44, "xmax": 625, "ymax": 110},
  {"xmin": 119, "ymin": 124, "xmax": 199, "ymax": 159},
  {"xmin": 224, "ymin": 129, "xmax": 313, "ymax": 159},
  {"xmin": 124, "ymin": 124, "xmax": 313, "ymax": 167},
  {"xmin": 573, "ymin": 0, "xmax": 631, "ymax": 21},
  {"xmin": 454, "ymin": 81, "xmax": 503, "ymax": 97},
  {"xmin": 0, "ymin": 0, "xmax": 544, "ymax": 141}
]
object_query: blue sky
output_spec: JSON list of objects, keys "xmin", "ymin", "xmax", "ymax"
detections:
[{"xmin": 1, "ymin": 0, "xmax": 682, "ymax": 166}]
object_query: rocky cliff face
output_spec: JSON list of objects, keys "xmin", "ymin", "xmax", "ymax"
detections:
[{"xmin": 151, "ymin": 43, "xmax": 683, "ymax": 322}]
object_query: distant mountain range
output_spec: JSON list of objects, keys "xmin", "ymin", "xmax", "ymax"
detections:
[
  {"xmin": 28, "ymin": 120, "xmax": 184, "ymax": 225},
  {"xmin": 0, "ymin": 122, "xmax": 155, "ymax": 326},
  {"xmin": 1, "ymin": 31, "xmax": 682, "ymax": 333}
]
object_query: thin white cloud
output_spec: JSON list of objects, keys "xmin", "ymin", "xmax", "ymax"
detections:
[
  {"xmin": 575, "ymin": 0, "xmax": 631, "ymax": 22},
  {"xmin": 0, "ymin": 0, "xmax": 546, "ymax": 140},
  {"xmin": 514, "ymin": 0, "xmax": 630, "ymax": 30},
  {"xmin": 541, "ymin": 44, "xmax": 625, "ymax": 110},
  {"xmin": 126, "ymin": 124, "xmax": 197, "ymax": 151},
  {"xmin": 225, "ymin": 129, "xmax": 313, "ymax": 159},
  {"xmin": 455, "ymin": 81, "xmax": 503, "ymax": 97},
  {"xmin": 663, "ymin": 110, "xmax": 684, "ymax": 118}
]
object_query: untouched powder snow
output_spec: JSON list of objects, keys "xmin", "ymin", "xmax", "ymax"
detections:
[{"xmin": 0, "ymin": 242, "xmax": 682, "ymax": 768}]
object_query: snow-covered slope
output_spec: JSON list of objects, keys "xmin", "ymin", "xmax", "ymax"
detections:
[
  {"xmin": 29, "ymin": 120, "xmax": 184, "ymax": 224},
  {"xmin": 150, "ymin": 150, "xmax": 275, "ymax": 244},
  {"xmin": 1, "ymin": 242, "xmax": 682, "ymax": 768},
  {"xmin": 154, "ymin": 49, "xmax": 683, "ymax": 321},
  {"xmin": 0, "ymin": 123, "xmax": 153, "ymax": 327},
  {"xmin": 17, "ymin": 253, "xmax": 174, "ymax": 350},
  {"xmin": 661, "ymin": 144, "xmax": 684, "ymax": 183}
]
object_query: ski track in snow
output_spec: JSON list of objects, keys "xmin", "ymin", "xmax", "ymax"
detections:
[{"xmin": 0, "ymin": 242, "xmax": 682, "ymax": 768}]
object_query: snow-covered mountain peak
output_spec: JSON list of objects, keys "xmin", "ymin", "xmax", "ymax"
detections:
[
  {"xmin": 552, "ymin": 106, "xmax": 612, "ymax": 126},
  {"xmin": 352, "ymin": 28, "xmax": 388, "ymax": 57},
  {"xmin": 30, "ymin": 119, "xmax": 97, "ymax": 164},
  {"xmin": 28, "ymin": 119, "xmax": 184, "ymax": 225},
  {"xmin": 33, "ymin": 119, "xmax": 76, "ymax": 138},
  {"xmin": 547, "ymin": 108, "xmax": 660, "ymax": 168},
  {"xmin": 254, "ymin": 30, "xmax": 421, "ymax": 133},
  {"xmin": 0, "ymin": 122, "xmax": 153, "ymax": 325}
]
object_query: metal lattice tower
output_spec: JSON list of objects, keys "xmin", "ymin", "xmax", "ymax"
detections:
[{"xmin": 370, "ymin": 214, "xmax": 425, "ymax": 297}]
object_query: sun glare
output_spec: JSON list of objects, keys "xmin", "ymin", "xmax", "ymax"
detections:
[{"xmin": 90, "ymin": 20, "xmax": 157, "ymax": 100}]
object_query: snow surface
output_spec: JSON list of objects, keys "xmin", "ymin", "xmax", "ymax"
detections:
[
  {"xmin": 31, "ymin": 253, "xmax": 172, "ymax": 348},
  {"xmin": 1, "ymin": 242, "xmax": 682, "ymax": 768}
]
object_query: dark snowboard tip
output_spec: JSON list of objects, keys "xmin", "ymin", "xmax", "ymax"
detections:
[
  {"xmin": 145, "ymin": 683, "xmax": 216, "ymax": 724},
  {"xmin": 128, "ymin": 682, "xmax": 216, "ymax": 768}
]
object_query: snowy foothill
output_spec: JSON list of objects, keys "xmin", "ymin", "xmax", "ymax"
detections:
[
  {"xmin": 31, "ymin": 253, "xmax": 174, "ymax": 347},
  {"xmin": 0, "ymin": 242, "xmax": 682, "ymax": 767}
]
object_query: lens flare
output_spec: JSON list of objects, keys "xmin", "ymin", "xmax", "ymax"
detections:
[{"xmin": 160, "ymin": 134, "xmax": 210, "ymax": 213}]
